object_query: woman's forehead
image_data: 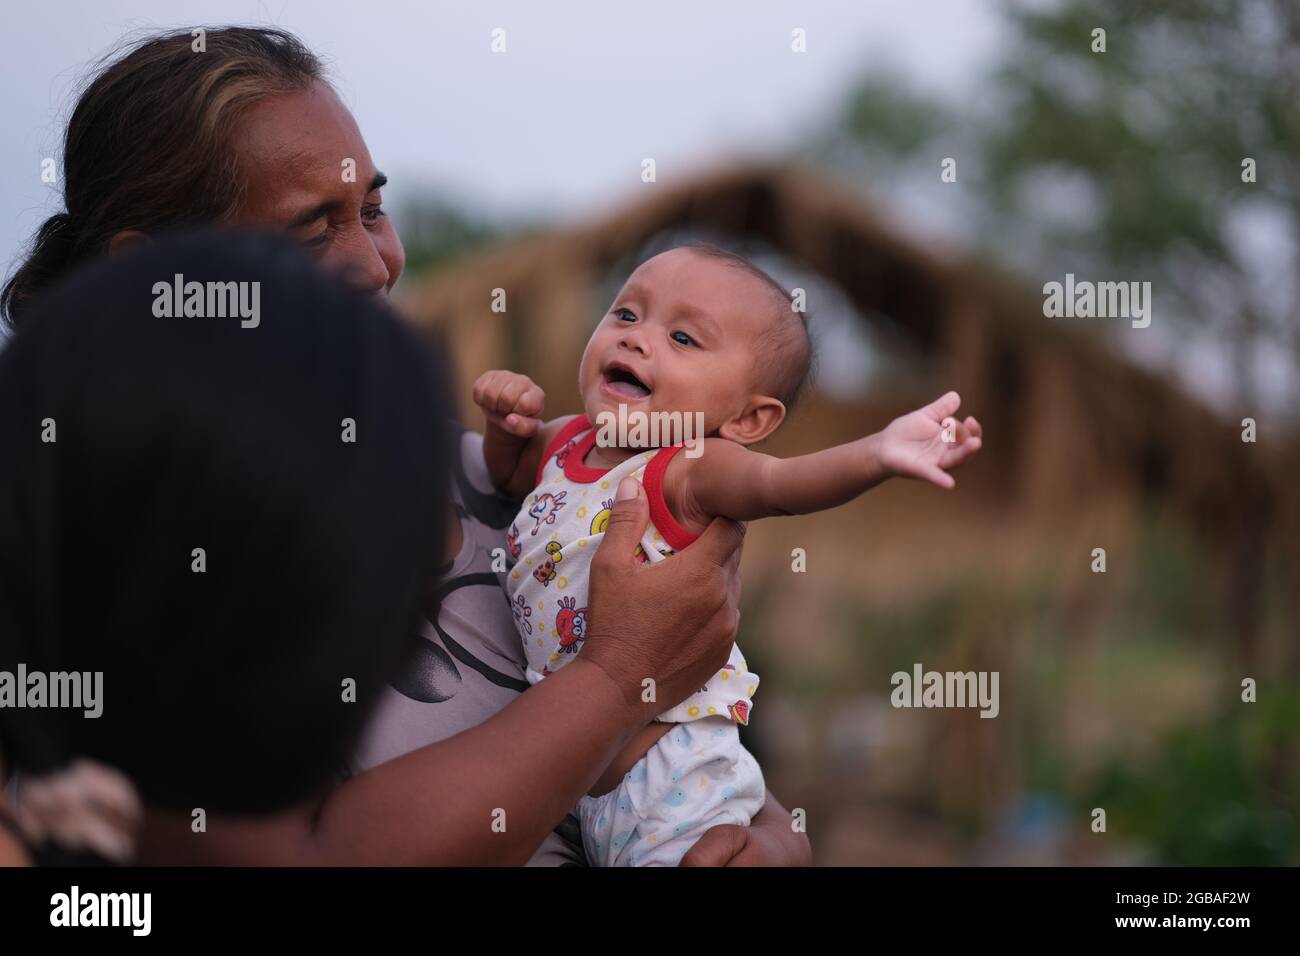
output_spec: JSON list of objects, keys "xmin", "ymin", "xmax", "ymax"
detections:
[{"xmin": 232, "ymin": 83, "xmax": 379, "ymax": 222}]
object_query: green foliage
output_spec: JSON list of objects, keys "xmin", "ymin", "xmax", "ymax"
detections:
[
  {"xmin": 806, "ymin": 510, "xmax": 1294, "ymax": 862},
  {"xmin": 394, "ymin": 195, "xmax": 507, "ymax": 278},
  {"xmin": 839, "ymin": 77, "xmax": 953, "ymax": 161},
  {"xmin": 823, "ymin": 0, "xmax": 1300, "ymax": 405},
  {"xmin": 1124, "ymin": 510, "xmax": 1222, "ymax": 640},
  {"xmin": 980, "ymin": 0, "xmax": 1292, "ymax": 267},
  {"xmin": 1085, "ymin": 691, "xmax": 1300, "ymax": 865}
]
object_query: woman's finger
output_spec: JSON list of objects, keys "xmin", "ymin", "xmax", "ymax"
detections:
[
  {"xmin": 679, "ymin": 824, "xmax": 748, "ymax": 866},
  {"xmin": 690, "ymin": 516, "xmax": 747, "ymax": 571},
  {"xmin": 594, "ymin": 478, "xmax": 649, "ymax": 566}
]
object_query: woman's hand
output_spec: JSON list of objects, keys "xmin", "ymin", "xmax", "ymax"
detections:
[
  {"xmin": 680, "ymin": 789, "xmax": 812, "ymax": 867},
  {"xmin": 581, "ymin": 476, "xmax": 745, "ymax": 719}
]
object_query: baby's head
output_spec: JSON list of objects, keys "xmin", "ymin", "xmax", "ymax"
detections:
[{"xmin": 578, "ymin": 244, "xmax": 811, "ymax": 446}]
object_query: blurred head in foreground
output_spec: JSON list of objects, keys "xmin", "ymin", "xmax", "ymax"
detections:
[{"xmin": 0, "ymin": 230, "xmax": 451, "ymax": 833}]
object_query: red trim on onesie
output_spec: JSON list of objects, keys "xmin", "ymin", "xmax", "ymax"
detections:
[
  {"xmin": 536, "ymin": 415, "xmax": 592, "ymax": 486},
  {"xmin": 643, "ymin": 444, "xmax": 699, "ymax": 553},
  {"xmin": 537, "ymin": 416, "xmax": 698, "ymax": 552},
  {"xmin": 561, "ymin": 428, "xmax": 609, "ymax": 483}
]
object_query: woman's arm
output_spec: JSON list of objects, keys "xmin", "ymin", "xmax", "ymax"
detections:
[
  {"xmin": 309, "ymin": 656, "xmax": 644, "ymax": 865},
  {"xmin": 171, "ymin": 477, "xmax": 745, "ymax": 865}
]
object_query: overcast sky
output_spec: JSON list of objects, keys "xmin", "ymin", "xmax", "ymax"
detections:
[{"xmin": 1, "ymin": 0, "xmax": 1006, "ymax": 273}]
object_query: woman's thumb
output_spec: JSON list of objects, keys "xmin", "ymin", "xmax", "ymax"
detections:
[{"xmin": 600, "ymin": 477, "xmax": 648, "ymax": 555}]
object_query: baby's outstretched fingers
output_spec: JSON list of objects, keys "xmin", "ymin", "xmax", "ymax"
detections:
[
  {"xmin": 944, "ymin": 434, "xmax": 982, "ymax": 470},
  {"xmin": 922, "ymin": 390, "xmax": 961, "ymax": 423},
  {"xmin": 943, "ymin": 415, "xmax": 982, "ymax": 452},
  {"xmin": 927, "ymin": 466, "xmax": 957, "ymax": 490},
  {"xmin": 941, "ymin": 416, "xmax": 962, "ymax": 443}
]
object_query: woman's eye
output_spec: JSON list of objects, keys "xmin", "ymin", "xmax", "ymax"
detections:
[
  {"xmin": 670, "ymin": 330, "xmax": 695, "ymax": 347},
  {"xmin": 615, "ymin": 308, "xmax": 637, "ymax": 323},
  {"xmin": 362, "ymin": 204, "xmax": 386, "ymax": 225}
]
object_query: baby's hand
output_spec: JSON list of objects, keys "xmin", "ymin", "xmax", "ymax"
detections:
[
  {"xmin": 473, "ymin": 370, "xmax": 546, "ymax": 440},
  {"xmin": 877, "ymin": 391, "xmax": 982, "ymax": 489}
]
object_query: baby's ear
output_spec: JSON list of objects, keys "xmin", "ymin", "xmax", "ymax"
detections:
[{"xmin": 718, "ymin": 395, "xmax": 786, "ymax": 446}]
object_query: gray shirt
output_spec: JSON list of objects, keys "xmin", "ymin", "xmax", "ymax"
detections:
[{"xmin": 346, "ymin": 429, "xmax": 586, "ymax": 865}]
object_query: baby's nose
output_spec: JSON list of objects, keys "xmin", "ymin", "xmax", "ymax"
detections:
[{"xmin": 618, "ymin": 329, "xmax": 650, "ymax": 354}]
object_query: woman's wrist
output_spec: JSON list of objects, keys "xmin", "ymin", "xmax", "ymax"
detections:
[{"xmin": 563, "ymin": 655, "xmax": 652, "ymax": 734}]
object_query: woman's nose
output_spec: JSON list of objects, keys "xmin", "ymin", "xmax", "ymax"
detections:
[{"xmin": 335, "ymin": 233, "xmax": 392, "ymax": 295}]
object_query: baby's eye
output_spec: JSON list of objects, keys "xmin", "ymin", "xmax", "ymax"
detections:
[
  {"xmin": 615, "ymin": 308, "xmax": 637, "ymax": 323},
  {"xmin": 670, "ymin": 330, "xmax": 695, "ymax": 347}
]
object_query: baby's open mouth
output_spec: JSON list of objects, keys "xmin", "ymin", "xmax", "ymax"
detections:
[{"xmin": 602, "ymin": 366, "xmax": 652, "ymax": 399}]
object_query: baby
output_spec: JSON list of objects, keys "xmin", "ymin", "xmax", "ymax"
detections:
[{"xmin": 474, "ymin": 244, "xmax": 983, "ymax": 865}]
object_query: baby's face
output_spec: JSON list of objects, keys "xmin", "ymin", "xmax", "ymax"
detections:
[{"xmin": 578, "ymin": 248, "xmax": 779, "ymax": 437}]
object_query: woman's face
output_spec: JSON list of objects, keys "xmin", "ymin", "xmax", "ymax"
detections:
[{"xmin": 231, "ymin": 81, "xmax": 404, "ymax": 295}]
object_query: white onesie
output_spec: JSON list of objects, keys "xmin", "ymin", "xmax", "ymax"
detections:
[{"xmin": 505, "ymin": 415, "xmax": 764, "ymax": 865}]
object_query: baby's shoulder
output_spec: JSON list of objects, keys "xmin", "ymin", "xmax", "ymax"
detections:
[
  {"xmin": 664, "ymin": 436, "xmax": 750, "ymax": 471},
  {"xmin": 539, "ymin": 413, "xmax": 585, "ymax": 449},
  {"xmin": 659, "ymin": 436, "xmax": 750, "ymax": 497}
]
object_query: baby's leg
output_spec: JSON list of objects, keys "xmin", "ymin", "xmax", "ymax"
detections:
[{"xmin": 578, "ymin": 716, "xmax": 765, "ymax": 867}]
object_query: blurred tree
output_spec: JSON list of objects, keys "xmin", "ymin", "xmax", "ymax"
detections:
[
  {"xmin": 818, "ymin": 0, "xmax": 1300, "ymax": 416},
  {"xmin": 394, "ymin": 195, "xmax": 507, "ymax": 279}
]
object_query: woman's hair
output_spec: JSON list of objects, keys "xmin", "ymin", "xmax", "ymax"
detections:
[
  {"xmin": 1, "ymin": 26, "xmax": 325, "ymax": 329},
  {"xmin": 0, "ymin": 229, "xmax": 452, "ymax": 815}
]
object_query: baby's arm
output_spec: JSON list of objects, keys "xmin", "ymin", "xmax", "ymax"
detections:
[
  {"xmin": 472, "ymin": 370, "xmax": 575, "ymax": 500},
  {"xmin": 670, "ymin": 391, "xmax": 983, "ymax": 526}
]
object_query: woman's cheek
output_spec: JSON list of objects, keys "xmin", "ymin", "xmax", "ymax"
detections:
[{"xmin": 378, "ymin": 221, "xmax": 405, "ymax": 290}]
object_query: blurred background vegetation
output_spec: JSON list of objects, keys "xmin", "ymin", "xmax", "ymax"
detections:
[{"xmin": 395, "ymin": 0, "xmax": 1298, "ymax": 865}]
